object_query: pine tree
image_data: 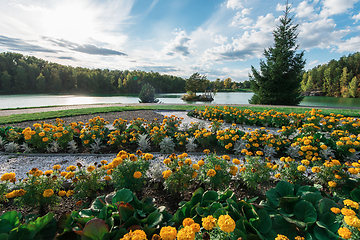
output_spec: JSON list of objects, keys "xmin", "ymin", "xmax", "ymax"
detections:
[{"xmin": 249, "ymin": 1, "xmax": 305, "ymax": 105}]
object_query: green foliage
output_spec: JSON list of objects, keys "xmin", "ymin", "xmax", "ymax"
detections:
[
  {"xmin": 56, "ymin": 188, "xmax": 173, "ymax": 239},
  {"xmin": 0, "ymin": 211, "xmax": 57, "ymax": 240},
  {"xmin": 0, "ymin": 52, "xmax": 186, "ymax": 95},
  {"xmin": 249, "ymin": 3, "xmax": 305, "ymax": 105},
  {"xmin": 239, "ymin": 156, "xmax": 275, "ymax": 189},
  {"xmin": 138, "ymin": 83, "xmax": 159, "ymax": 103},
  {"xmin": 185, "ymin": 72, "xmax": 208, "ymax": 95},
  {"xmin": 262, "ymin": 181, "xmax": 340, "ymax": 239}
]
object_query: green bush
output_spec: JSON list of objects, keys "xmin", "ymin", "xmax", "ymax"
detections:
[{"xmin": 138, "ymin": 83, "xmax": 159, "ymax": 103}]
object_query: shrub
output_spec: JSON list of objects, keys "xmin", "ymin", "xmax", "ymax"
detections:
[{"xmin": 138, "ymin": 83, "xmax": 159, "ymax": 103}]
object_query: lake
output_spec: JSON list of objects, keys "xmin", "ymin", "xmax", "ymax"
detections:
[{"xmin": 1, "ymin": 92, "xmax": 360, "ymax": 109}]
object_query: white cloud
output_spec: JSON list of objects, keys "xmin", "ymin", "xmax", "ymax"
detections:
[
  {"xmin": 276, "ymin": 3, "xmax": 286, "ymax": 12},
  {"xmin": 162, "ymin": 29, "xmax": 192, "ymax": 59},
  {"xmin": 299, "ymin": 18, "xmax": 350, "ymax": 49},
  {"xmin": 230, "ymin": 8, "xmax": 253, "ymax": 27},
  {"xmin": 213, "ymin": 35, "xmax": 228, "ymax": 44},
  {"xmin": 253, "ymin": 13, "xmax": 278, "ymax": 31},
  {"xmin": 296, "ymin": 1, "xmax": 317, "ymax": 19},
  {"xmin": 309, "ymin": 60, "xmax": 319, "ymax": 66},
  {"xmin": 320, "ymin": 0, "xmax": 359, "ymax": 17},
  {"xmin": 226, "ymin": 0, "xmax": 243, "ymax": 10},
  {"xmin": 352, "ymin": 12, "xmax": 360, "ymax": 22},
  {"xmin": 336, "ymin": 36, "xmax": 360, "ymax": 52}
]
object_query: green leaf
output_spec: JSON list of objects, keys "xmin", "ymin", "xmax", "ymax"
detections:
[
  {"xmin": 112, "ymin": 189, "xmax": 133, "ymax": 204},
  {"xmin": 296, "ymin": 185, "xmax": 320, "ymax": 197},
  {"xmin": 119, "ymin": 206, "xmax": 135, "ymax": 222},
  {"xmin": 212, "ymin": 209, "xmax": 227, "ymax": 219},
  {"xmin": 0, "ymin": 221, "xmax": 13, "ymax": 235},
  {"xmin": 8, "ymin": 225, "xmax": 35, "ymax": 240},
  {"xmin": 313, "ymin": 223, "xmax": 339, "ymax": 240},
  {"xmin": 35, "ymin": 218, "xmax": 57, "ymax": 240},
  {"xmin": 195, "ymin": 206, "xmax": 206, "ymax": 217},
  {"xmin": 319, "ymin": 212, "xmax": 339, "ymax": 233},
  {"xmin": 0, "ymin": 211, "xmax": 21, "ymax": 228},
  {"xmin": 266, "ymin": 188, "xmax": 281, "ymax": 208},
  {"xmin": 350, "ymin": 188, "xmax": 360, "ymax": 202},
  {"xmin": 257, "ymin": 210, "xmax": 272, "ymax": 234},
  {"xmin": 79, "ymin": 209, "xmax": 95, "ymax": 218},
  {"xmin": 301, "ymin": 193, "xmax": 323, "ymax": 208},
  {"xmin": 57, "ymin": 213, "xmax": 72, "ymax": 234},
  {"xmin": 209, "ymin": 202, "xmax": 222, "ymax": 215},
  {"xmin": 30, "ymin": 212, "xmax": 55, "ymax": 235},
  {"xmin": 99, "ymin": 206, "xmax": 108, "ymax": 220},
  {"xmin": 202, "ymin": 190, "xmax": 219, "ymax": 202},
  {"xmin": 81, "ymin": 218, "xmax": 109, "ymax": 240},
  {"xmin": 271, "ymin": 215, "xmax": 298, "ymax": 239},
  {"xmin": 219, "ymin": 190, "xmax": 235, "ymax": 202},
  {"xmin": 318, "ymin": 198, "xmax": 338, "ymax": 215},
  {"xmin": 123, "ymin": 216, "xmax": 141, "ymax": 230},
  {"xmin": 145, "ymin": 212, "xmax": 163, "ymax": 228},
  {"xmin": 276, "ymin": 181, "xmax": 294, "ymax": 197},
  {"xmin": 294, "ymin": 200, "xmax": 317, "ymax": 224},
  {"xmin": 0, "ymin": 233, "xmax": 8, "ymax": 240},
  {"xmin": 191, "ymin": 188, "xmax": 204, "ymax": 206},
  {"xmin": 91, "ymin": 196, "xmax": 107, "ymax": 212}
]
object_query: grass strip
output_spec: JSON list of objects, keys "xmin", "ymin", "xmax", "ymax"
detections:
[{"xmin": 0, "ymin": 104, "xmax": 359, "ymax": 125}]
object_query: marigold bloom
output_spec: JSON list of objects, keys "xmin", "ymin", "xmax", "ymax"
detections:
[
  {"xmin": 144, "ymin": 153, "xmax": 153, "ymax": 160},
  {"xmin": 66, "ymin": 165, "xmax": 77, "ymax": 171},
  {"xmin": 58, "ymin": 190, "xmax": 66, "ymax": 197},
  {"xmin": 162, "ymin": 170, "xmax": 172, "ymax": 179},
  {"xmin": 1, "ymin": 172, "xmax": 16, "ymax": 181},
  {"xmin": 176, "ymin": 226, "xmax": 195, "ymax": 240},
  {"xmin": 66, "ymin": 190, "xmax": 74, "ymax": 197},
  {"xmin": 133, "ymin": 171, "xmax": 142, "ymax": 179},
  {"xmin": 100, "ymin": 160, "xmax": 108, "ymax": 165},
  {"xmin": 190, "ymin": 223, "xmax": 200, "ymax": 233},
  {"xmin": 87, "ymin": 166, "xmax": 95, "ymax": 172},
  {"xmin": 42, "ymin": 137, "xmax": 49, "ymax": 142},
  {"xmin": 217, "ymin": 215, "xmax": 236, "ymax": 233},
  {"xmin": 338, "ymin": 227, "xmax": 352, "ymax": 239},
  {"xmin": 191, "ymin": 172, "xmax": 198, "ymax": 178},
  {"xmin": 215, "ymin": 165, "xmax": 221, "ymax": 170},
  {"xmin": 160, "ymin": 226, "xmax": 177, "ymax": 240},
  {"xmin": 232, "ymin": 158, "xmax": 240, "ymax": 165},
  {"xmin": 198, "ymin": 160, "xmax": 205, "ymax": 166},
  {"xmin": 44, "ymin": 170, "xmax": 53, "ymax": 175},
  {"xmin": 275, "ymin": 173, "xmax": 281, "ymax": 179},
  {"xmin": 275, "ymin": 234, "xmax": 289, "ymax": 240},
  {"xmin": 344, "ymin": 215, "xmax": 360, "ymax": 228},
  {"xmin": 203, "ymin": 149, "xmax": 210, "ymax": 154},
  {"xmin": 43, "ymin": 189, "xmax": 54, "ymax": 197},
  {"xmin": 120, "ymin": 230, "xmax": 147, "ymax": 240},
  {"xmin": 311, "ymin": 166, "xmax": 321, "ymax": 173},
  {"xmin": 163, "ymin": 158, "xmax": 171, "ymax": 164},
  {"xmin": 53, "ymin": 165, "xmax": 61, "ymax": 170},
  {"xmin": 328, "ymin": 181, "xmax": 337, "ymax": 188},
  {"xmin": 331, "ymin": 207, "xmax": 340, "ymax": 214},
  {"xmin": 344, "ymin": 199, "xmax": 359, "ymax": 209},
  {"xmin": 202, "ymin": 215, "xmax": 217, "ymax": 230},
  {"xmin": 207, "ymin": 169, "xmax": 216, "ymax": 177},
  {"xmin": 297, "ymin": 165, "xmax": 306, "ymax": 172}
]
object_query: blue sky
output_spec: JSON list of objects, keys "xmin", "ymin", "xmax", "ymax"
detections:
[{"xmin": 0, "ymin": 0, "xmax": 359, "ymax": 82}]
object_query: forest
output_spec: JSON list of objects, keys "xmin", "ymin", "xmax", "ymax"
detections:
[
  {"xmin": 301, "ymin": 52, "xmax": 360, "ymax": 98},
  {"xmin": 0, "ymin": 52, "xmax": 186, "ymax": 95}
]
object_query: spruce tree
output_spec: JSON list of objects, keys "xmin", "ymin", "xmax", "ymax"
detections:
[{"xmin": 249, "ymin": 1, "xmax": 305, "ymax": 105}]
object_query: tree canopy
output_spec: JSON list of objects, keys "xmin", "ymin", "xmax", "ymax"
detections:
[{"xmin": 249, "ymin": 2, "xmax": 305, "ymax": 105}]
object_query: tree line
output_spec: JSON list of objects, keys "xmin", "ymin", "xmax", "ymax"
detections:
[
  {"xmin": 0, "ymin": 52, "xmax": 186, "ymax": 94},
  {"xmin": 301, "ymin": 52, "xmax": 360, "ymax": 98}
]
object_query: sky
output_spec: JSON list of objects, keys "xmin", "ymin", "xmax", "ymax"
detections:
[{"xmin": 0, "ymin": 0, "xmax": 359, "ymax": 82}]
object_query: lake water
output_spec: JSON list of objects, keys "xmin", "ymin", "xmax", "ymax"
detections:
[{"xmin": 1, "ymin": 92, "xmax": 360, "ymax": 109}]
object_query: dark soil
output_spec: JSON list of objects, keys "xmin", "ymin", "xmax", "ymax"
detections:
[{"xmin": 0, "ymin": 110, "xmax": 277, "ymax": 220}]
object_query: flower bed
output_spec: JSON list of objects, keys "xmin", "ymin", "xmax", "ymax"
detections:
[{"xmin": 1, "ymin": 106, "xmax": 360, "ymax": 239}]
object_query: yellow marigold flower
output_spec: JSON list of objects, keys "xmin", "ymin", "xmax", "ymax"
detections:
[
  {"xmin": 328, "ymin": 181, "xmax": 337, "ymax": 188},
  {"xmin": 232, "ymin": 158, "xmax": 240, "ymax": 165},
  {"xmin": 144, "ymin": 153, "xmax": 153, "ymax": 160},
  {"xmin": 217, "ymin": 215, "xmax": 236, "ymax": 233},
  {"xmin": 133, "ymin": 171, "xmax": 142, "ymax": 179},
  {"xmin": 192, "ymin": 164, "xmax": 200, "ymax": 170},
  {"xmin": 185, "ymin": 158, "xmax": 192, "ymax": 165},
  {"xmin": 43, "ymin": 189, "xmax": 54, "ymax": 198},
  {"xmin": 297, "ymin": 165, "xmax": 306, "ymax": 172},
  {"xmin": 101, "ymin": 160, "xmax": 107, "ymax": 165},
  {"xmin": 53, "ymin": 165, "xmax": 61, "ymax": 170},
  {"xmin": 301, "ymin": 160, "xmax": 310, "ymax": 166},
  {"xmin": 207, "ymin": 169, "xmax": 216, "ymax": 177},
  {"xmin": 104, "ymin": 176, "xmax": 111, "ymax": 181},
  {"xmin": 162, "ymin": 170, "xmax": 172, "ymax": 179},
  {"xmin": 338, "ymin": 227, "xmax": 352, "ymax": 239},
  {"xmin": 58, "ymin": 190, "xmax": 66, "ymax": 197},
  {"xmin": 198, "ymin": 160, "xmax": 205, "ymax": 166},
  {"xmin": 42, "ymin": 137, "xmax": 49, "ymax": 142},
  {"xmin": 192, "ymin": 172, "xmax": 198, "ymax": 178},
  {"xmin": 215, "ymin": 165, "xmax": 221, "ymax": 170},
  {"xmin": 275, "ymin": 173, "xmax": 281, "ymax": 179},
  {"xmin": 160, "ymin": 226, "xmax": 177, "ymax": 240},
  {"xmin": 344, "ymin": 199, "xmax": 359, "ymax": 209},
  {"xmin": 330, "ymin": 207, "xmax": 340, "ymax": 214},
  {"xmin": 39, "ymin": 132, "xmax": 45, "ymax": 137},
  {"xmin": 275, "ymin": 234, "xmax": 289, "ymax": 240},
  {"xmin": 120, "ymin": 230, "xmax": 147, "ymax": 240},
  {"xmin": 107, "ymin": 169, "xmax": 113, "ymax": 175},
  {"xmin": 344, "ymin": 215, "xmax": 360, "ymax": 228},
  {"xmin": 44, "ymin": 170, "xmax": 53, "ymax": 175},
  {"xmin": 65, "ymin": 172, "xmax": 75, "ymax": 179},
  {"xmin": 178, "ymin": 161, "xmax": 184, "ymax": 167},
  {"xmin": 163, "ymin": 158, "xmax": 171, "ymax": 164},
  {"xmin": 33, "ymin": 170, "xmax": 43, "ymax": 177},
  {"xmin": 222, "ymin": 155, "xmax": 230, "ymax": 161},
  {"xmin": 1, "ymin": 172, "xmax": 16, "ymax": 181},
  {"xmin": 202, "ymin": 215, "xmax": 217, "ymax": 231},
  {"xmin": 176, "ymin": 226, "xmax": 195, "ymax": 240},
  {"xmin": 66, "ymin": 190, "xmax": 74, "ymax": 197},
  {"xmin": 66, "ymin": 165, "xmax": 77, "ymax": 171},
  {"xmin": 335, "ymin": 174, "xmax": 342, "ymax": 179},
  {"xmin": 183, "ymin": 218, "xmax": 195, "ymax": 227},
  {"xmin": 311, "ymin": 167, "xmax": 321, "ymax": 173},
  {"xmin": 190, "ymin": 223, "xmax": 200, "ymax": 233},
  {"xmin": 294, "ymin": 237, "xmax": 305, "ymax": 240},
  {"xmin": 87, "ymin": 166, "xmax": 95, "ymax": 172},
  {"xmin": 331, "ymin": 159, "xmax": 341, "ymax": 166},
  {"xmin": 60, "ymin": 171, "xmax": 67, "ymax": 177},
  {"xmin": 341, "ymin": 208, "xmax": 356, "ymax": 216}
]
